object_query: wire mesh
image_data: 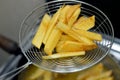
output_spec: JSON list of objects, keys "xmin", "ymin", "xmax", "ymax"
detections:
[{"xmin": 19, "ymin": 0, "xmax": 114, "ymax": 73}]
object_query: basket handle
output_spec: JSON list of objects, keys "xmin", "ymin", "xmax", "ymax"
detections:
[
  {"xmin": 0, "ymin": 62, "xmax": 30, "ymax": 80},
  {"xmin": 109, "ymin": 38, "xmax": 120, "ymax": 65}
]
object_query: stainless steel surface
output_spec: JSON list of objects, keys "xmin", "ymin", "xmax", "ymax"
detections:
[{"xmin": 110, "ymin": 37, "xmax": 120, "ymax": 65}]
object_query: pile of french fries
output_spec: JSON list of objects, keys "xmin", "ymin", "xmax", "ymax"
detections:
[
  {"xmin": 18, "ymin": 63, "xmax": 114, "ymax": 80},
  {"xmin": 32, "ymin": 4, "xmax": 102, "ymax": 59}
]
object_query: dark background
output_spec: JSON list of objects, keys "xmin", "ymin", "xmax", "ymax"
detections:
[{"xmin": 82, "ymin": 0, "xmax": 120, "ymax": 38}]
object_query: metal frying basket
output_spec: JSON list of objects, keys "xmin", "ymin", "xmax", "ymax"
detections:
[{"xmin": 19, "ymin": 0, "xmax": 114, "ymax": 73}]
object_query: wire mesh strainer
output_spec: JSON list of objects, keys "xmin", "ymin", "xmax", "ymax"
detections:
[{"xmin": 18, "ymin": 0, "xmax": 114, "ymax": 73}]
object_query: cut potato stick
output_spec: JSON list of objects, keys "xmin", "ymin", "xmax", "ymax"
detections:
[
  {"xmin": 73, "ymin": 15, "xmax": 95, "ymax": 30},
  {"xmin": 73, "ymin": 29, "xmax": 102, "ymax": 41},
  {"xmin": 66, "ymin": 4, "xmax": 80, "ymax": 22},
  {"xmin": 56, "ymin": 21, "xmax": 94, "ymax": 44},
  {"xmin": 43, "ymin": 51, "xmax": 85, "ymax": 59},
  {"xmin": 44, "ymin": 5, "xmax": 71, "ymax": 55},
  {"xmin": 32, "ymin": 14, "xmax": 51, "ymax": 49},
  {"xmin": 56, "ymin": 40, "xmax": 97, "ymax": 52},
  {"xmin": 60, "ymin": 34, "xmax": 77, "ymax": 41},
  {"xmin": 43, "ymin": 8, "xmax": 62, "ymax": 44},
  {"xmin": 44, "ymin": 27, "xmax": 62, "ymax": 55},
  {"xmin": 68, "ymin": 7, "xmax": 81, "ymax": 27},
  {"xmin": 56, "ymin": 40, "xmax": 65, "ymax": 48},
  {"xmin": 59, "ymin": 5, "xmax": 71, "ymax": 23}
]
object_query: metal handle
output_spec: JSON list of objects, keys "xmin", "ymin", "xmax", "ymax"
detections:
[
  {"xmin": 0, "ymin": 55, "xmax": 22, "ymax": 75},
  {"xmin": 0, "ymin": 62, "xmax": 30, "ymax": 80},
  {"xmin": 0, "ymin": 34, "xmax": 29, "ymax": 80},
  {"xmin": 109, "ymin": 37, "xmax": 120, "ymax": 65}
]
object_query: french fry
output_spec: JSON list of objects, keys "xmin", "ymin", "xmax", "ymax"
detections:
[
  {"xmin": 56, "ymin": 40, "xmax": 80, "ymax": 52},
  {"xmin": 59, "ymin": 5, "xmax": 71, "ymax": 23},
  {"xmin": 43, "ymin": 7, "xmax": 62, "ymax": 44},
  {"xmin": 44, "ymin": 27, "xmax": 62, "ymax": 55},
  {"xmin": 60, "ymin": 34, "xmax": 77, "ymax": 41},
  {"xmin": 32, "ymin": 14, "xmax": 51, "ymax": 49},
  {"xmin": 73, "ymin": 15, "xmax": 95, "ymax": 30},
  {"xmin": 66, "ymin": 4, "xmax": 80, "ymax": 22},
  {"xmin": 56, "ymin": 40, "xmax": 65, "ymax": 49},
  {"xmin": 44, "ymin": 5, "xmax": 71, "ymax": 55},
  {"xmin": 56, "ymin": 21, "xmax": 94, "ymax": 44},
  {"xmin": 56, "ymin": 40, "xmax": 97, "ymax": 52},
  {"xmin": 73, "ymin": 29, "xmax": 102, "ymax": 41},
  {"xmin": 68, "ymin": 7, "xmax": 81, "ymax": 27},
  {"xmin": 42, "ymin": 51, "xmax": 85, "ymax": 59}
]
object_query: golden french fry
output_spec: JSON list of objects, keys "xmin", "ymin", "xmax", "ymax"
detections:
[
  {"xmin": 73, "ymin": 28, "xmax": 102, "ymax": 41},
  {"xmin": 59, "ymin": 5, "xmax": 71, "ymax": 23},
  {"xmin": 68, "ymin": 7, "xmax": 81, "ymax": 27},
  {"xmin": 66, "ymin": 4, "xmax": 80, "ymax": 22},
  {"xmin": 56, "ymin": 40, "xmax": 97, "ymax": 52},
  {"xmin": 43, "ymin": 51, "xmax": 85, "ymax": 59},
  {"xmin": 32, "ymin": 14, "xmax": 51, "ymax": 49},
  {"xmin": 60, "ymin": 34, "xmax": 76, "ymax": 41},
  {"xmin": 73, "ymin": 15, "xmax": 95, "ymax": 30},
  {"xmin": 56, "ymin": 40, "xmax": 65, "ymax": 49},
  {"xmin": 43, "ymin": 7, "xmax": 62, "ymax": 44},
  {"xmin": 56, "ymin": 40, "xmax": 80, "ymax": 52},
  {"xmin": 56, "ymin": 21, "xmax": 94, "ymax": 44},
  {"xmin": 44, "ymin": 27, "xmax": 62, "ymax": 55},
  {"xmin": 44, "ymin": 5, "xmax": 73, "ymax": 55}
]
